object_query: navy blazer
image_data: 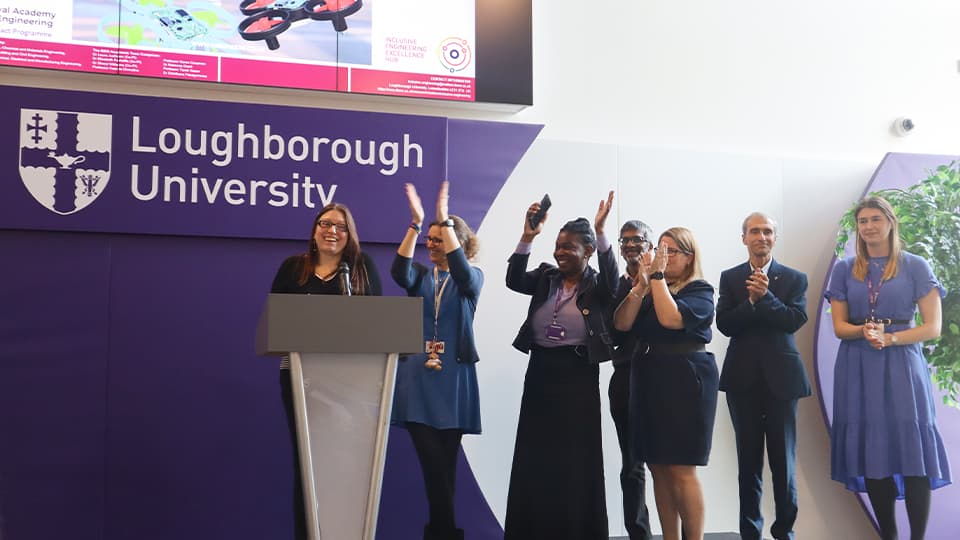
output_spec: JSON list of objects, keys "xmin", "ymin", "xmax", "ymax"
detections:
[
  {"xmin": 507, "ymin": 246, "xmax": 618, "ymax": 363},
  {"xmin": 716, "ymin": 259, "xmax": 811, "ymax": 400}
]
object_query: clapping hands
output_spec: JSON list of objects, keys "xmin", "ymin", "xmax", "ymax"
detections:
[
  {"xmin": 404, "ymin": 183, "xmax": 425, "ymax": 225},
  {"xmin": 746, "ymin": 267, "xmax": 769, "ymax": 304}
]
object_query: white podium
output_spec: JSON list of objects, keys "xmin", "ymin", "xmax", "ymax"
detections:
[{"xmin": 256, "ymin": 294, "xmax": 422, "ymax": 540}]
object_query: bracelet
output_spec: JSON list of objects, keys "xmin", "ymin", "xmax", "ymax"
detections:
[{"xmin": 409, "ymin": 222, "xmax": 422, "ymax": 233}]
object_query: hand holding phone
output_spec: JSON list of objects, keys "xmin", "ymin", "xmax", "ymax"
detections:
[{"xmin": 528, "ymin": 193, "xmax": 552, "ymax": 230}]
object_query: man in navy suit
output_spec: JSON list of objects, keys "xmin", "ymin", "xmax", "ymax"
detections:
[{"xmin": 717, "ymin": 213, "xmax": 811, "ymax": 540}]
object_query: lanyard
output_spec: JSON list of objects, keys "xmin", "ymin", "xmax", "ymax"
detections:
[
  {"xmin": 552, "ymin": 282, "xmax": 577, "ymax": 323},
  {"xmin": 866, "ymin": 268, "xmax": 885, "ymax": 321},
  {"xmin": 432, "ymin": 266, "xmax": 451, "ymax": 342}
]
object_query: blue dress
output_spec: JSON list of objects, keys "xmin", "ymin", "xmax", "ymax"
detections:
[
  {"xmin": 629, "ymin": 279, "xmax": 719, "ymax": 466},
  {"xmin": 390, "ymin": 254, "xmax": 482, "ymax": 434},
  {"xmin": 826, "ymin": 253, "xmax": 950, "ymax": 495}
]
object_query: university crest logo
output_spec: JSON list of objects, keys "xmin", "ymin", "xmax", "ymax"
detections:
[{"xmin": 19, "ymin": 109, "xmax": 112, "ymax": 215}]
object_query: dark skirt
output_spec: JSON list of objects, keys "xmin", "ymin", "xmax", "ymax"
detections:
[
  {"xmin": 632, "ymin": 350, "xmax": 719, "ymax": 466},
  {"xmin": 503, "ymin": 346, "xmax": 608, "ymax": 540}
]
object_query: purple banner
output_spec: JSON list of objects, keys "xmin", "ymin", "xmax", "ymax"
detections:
[
  {"xmin": 0, "ymin": 85, "xmax": 542, "ymax": 540},
  {"xmin": 1, "ymin": 85, "xmax": 453, "ymax": 243}
]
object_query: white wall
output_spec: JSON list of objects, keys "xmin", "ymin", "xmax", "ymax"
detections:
[
  {"xmin": 466, "ymin": 141, "xmax": 878, "ymax": 539},
  {"xmin": 6, "ymin": 1, "xmax": 959, "ymax": 538},
  {"xmin": 516, "ymin": 0, "xmax": 960, "ymax": 159}
]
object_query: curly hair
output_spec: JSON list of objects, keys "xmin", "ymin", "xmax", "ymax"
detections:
[{"xmin": 428, "ymin": 215, "xmax": 479, "ymax": 260}]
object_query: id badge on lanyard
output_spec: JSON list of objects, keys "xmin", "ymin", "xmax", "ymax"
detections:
[{"xmin": 546, "ymin": 283, "xmax": 576, "ymax": 341}]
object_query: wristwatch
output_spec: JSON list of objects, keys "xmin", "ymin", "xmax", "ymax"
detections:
[
  {"xmin": 890, "ymin": 333, "xmax": 899, "ymax": 345},
  {"xmin": 650, "ymin": 271, "xmax": 665, "ymax": 280},
  {"xmin": 440, "ymin": 218, "xmax": 455, "ymax": 227}
]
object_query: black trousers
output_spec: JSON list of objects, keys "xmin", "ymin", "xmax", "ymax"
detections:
[
  {"xmin": 726, "ymin": 387, "xmax": 799, "ymax": 540},
  {"xmin": 406, "ymin": 422, "xmax": 464, "ymax": 540},
  {"xmin": 609, "ymin": 363, "xmax": 652, "ymax": 540}
]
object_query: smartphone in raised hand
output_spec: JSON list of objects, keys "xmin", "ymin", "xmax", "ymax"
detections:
[{"xmin": 529, "ymin": 193, "xmax": 552, "ymax": 230}]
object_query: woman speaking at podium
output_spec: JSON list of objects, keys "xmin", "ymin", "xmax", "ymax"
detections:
[
  {"xmin": 269, "ymin": 202, "xmax": 382, "ymax": 539},
  {"xmin": 390, "ymin": 181, "xmax": 483, "ymax": 540}
]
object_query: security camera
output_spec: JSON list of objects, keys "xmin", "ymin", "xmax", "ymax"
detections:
[{"xmin": 893, "ymin": 117, "xmax": 915, "ymax": 136}]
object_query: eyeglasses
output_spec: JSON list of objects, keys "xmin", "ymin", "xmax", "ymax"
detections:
[
  {"xmin": 654, "ymin": 246, "xmax": 691, "ymax": 257},
  {"xmin": 425, "ymin": 236, "xmax": 444, "ymax": 245},
  {"xmin": 619, "ymin": 236, "xmax": 650, "ymax": 250},
  {"xmin": 317, "ymin": 220, "xmax": 348, "ymax": 233}
]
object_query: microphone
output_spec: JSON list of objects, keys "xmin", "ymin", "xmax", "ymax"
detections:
[{"xmin": 338, "ymin": 262, "xmax": 352, "ymax": 296}]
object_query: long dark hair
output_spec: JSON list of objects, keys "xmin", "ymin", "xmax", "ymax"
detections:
[{"xmin": 298, "ymin": 203, "xmax": 372, "ymax": 295}]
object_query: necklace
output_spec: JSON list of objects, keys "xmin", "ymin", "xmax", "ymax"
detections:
[{"xmin": 314, "ymin": 267, "xmax": 339, "ymax": 281}]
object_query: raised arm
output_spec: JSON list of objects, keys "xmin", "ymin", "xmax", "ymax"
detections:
[
  {"xmin": 393, "ymin": 183, "xmax": 425, "ymax": 289},
  {"xmin": 717, "ymin": 269, "xmax": 809, "ymax": 336},
  {"xmin": 614, "ymin": 276, "xmax": 649, "ymax": 331},
  {"xmin": 649, "ymin": 240, "xmax": 684, "ymax": 330},
  {"xmin": 753, "ymin": 272, "xmax": 808, "ymax": 333},
  {"xmin": 593, "ymin": 190, "xmax": 618, "ymax": 299},
  {"xmin": 436, "ymin": 180, "xmax": 463, "ymax": 255},
  {"xmin": 435, "ymin": 181, "xmax": 482, "ymax": 297},
  {"xmin": 397, "ymin": 182, "xmax": 425, "ymax": 259},
  {"xmin": 506, "ymin": 199, "xmax": 548, "ymax": 294}
]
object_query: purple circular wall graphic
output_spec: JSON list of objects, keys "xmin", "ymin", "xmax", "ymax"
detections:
[{"xmin": 813, "ymin": 152, "xmax": 960, "ymax": 537}]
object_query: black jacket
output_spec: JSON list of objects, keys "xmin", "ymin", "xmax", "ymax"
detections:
[
  {"xmin": 716, "ymin": 259, "xmax": 811, "ymax": 400},
  {"xmin": 506, "ymin": 246, "xmax": 619, "ymax": 363}
]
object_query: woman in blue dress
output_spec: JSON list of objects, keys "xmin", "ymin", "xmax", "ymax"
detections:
[
  {"xmin": 390, "ymin": 181, "xmax": 482, "ymax": 540},
  {"xmin": 614, "ymin": 227, "xmax": 718, "ymax": 540},
  {"xmin": 827, "ymin": 195, "xmax": 950, "ymax": 540}
]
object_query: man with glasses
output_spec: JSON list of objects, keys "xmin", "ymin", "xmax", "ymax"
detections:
[
  {"xmin": 610, "ymin": 220, "xmax": 655, "ymax": 540},
  {"xmin": 717, "ymin": 213, "xmax": 811, "ymax": 540}
]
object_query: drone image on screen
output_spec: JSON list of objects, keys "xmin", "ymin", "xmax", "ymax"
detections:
[
  {"xmin": 98, "ymin": 0, "xmax": 238, "ymax": 52},
  {"xmin": 237, "ymin": 0, "xmax": 362, "ymax": 50}
]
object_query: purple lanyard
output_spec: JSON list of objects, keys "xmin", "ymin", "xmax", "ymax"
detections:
[
  {"xmin": 866, "ymin": 275, "xmax": 885, "ymax": 321},
  {"xmin": 552, "ymin": 284, "xmax": 577, "ymax": 323}
]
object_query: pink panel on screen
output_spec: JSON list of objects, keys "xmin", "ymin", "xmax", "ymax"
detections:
[
  {"xmin": 349, "ymin": 68, "xmax": 475, "ymax": 101},
  {"xmin": 220, "ymin": 58, "xmax": 338, "ymax": 91}
]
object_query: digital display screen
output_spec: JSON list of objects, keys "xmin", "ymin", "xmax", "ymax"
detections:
[{"xmin": 0, "ymin": 0, "xmax": 531, "ymax": 105}]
